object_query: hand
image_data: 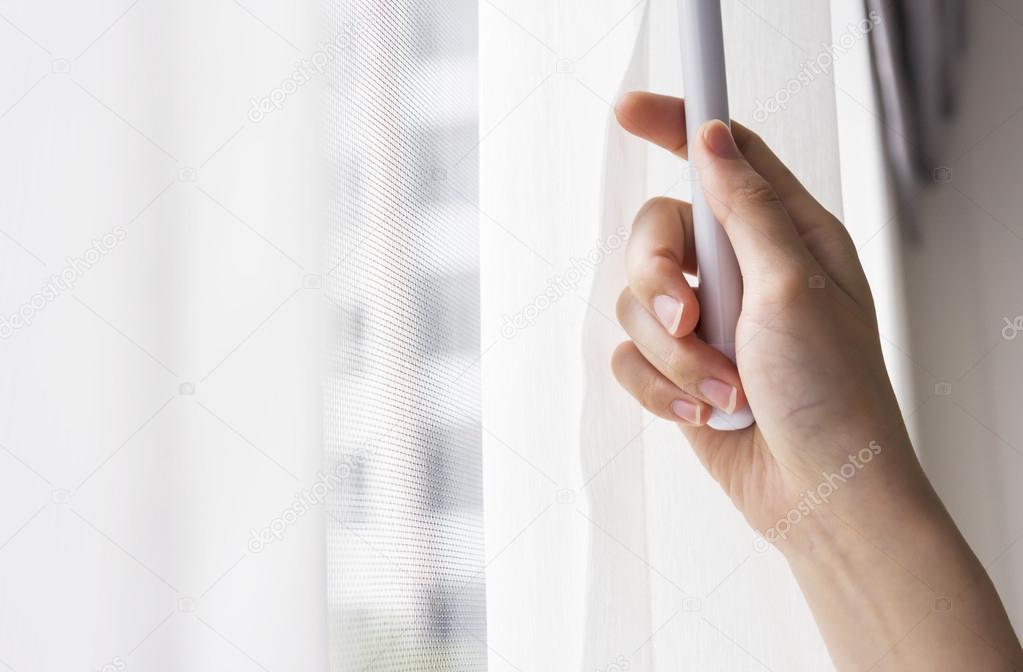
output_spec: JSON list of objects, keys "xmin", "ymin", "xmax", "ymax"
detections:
[
  {"xmin": 611, "ymin": 90, "xmax": 924, "ymax": 540},
  {"xmin": 610, "ymin": 91, "xmax": 1022, "ymax": 671}
]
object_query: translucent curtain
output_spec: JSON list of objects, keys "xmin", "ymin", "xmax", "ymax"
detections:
[
  {"xmin": 324, "ymin": 1, "xmax": 487, "ymax": 669},
  {"xmin": 0, "ymin": 2, "xmax": 326, "ymax": 669},
  {"xmin": 480, "ymin": 1, "xmax": 861, "ymax": 669}
]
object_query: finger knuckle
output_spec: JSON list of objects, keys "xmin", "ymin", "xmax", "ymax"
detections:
[
  {"xmin": 610, "ymin": 341, "xmax": 634, "ymax": 376},
  {"xmin": 615, "ymin": 287, "xmax": 633, "ymax": 324},
  {"xmin": 635, "ymin": 196, "xmax": 677, "ymax": 221},
  {"xmin": 732, "ymin": 174, "xmax": 780, "ymax": 208},
  {"xmin": 638, "ymin": 370, "xmax": 665, "ymax": 412},
  {"xmin": 663, "ymin": 344, "xmax": 690, "ymax": 379},
  {"xmin": 647, "ymin": 253, "xmax": 680, "ymax": 277},
  {"xmin": 635, "ymin": 255, "xmax": 682, "ymax": 296}
]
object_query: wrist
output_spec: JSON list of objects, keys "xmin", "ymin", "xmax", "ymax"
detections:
[
  {"xmin": 776, "ymin": 450, "xmax": 1022, "ymax": 670},
  {"xmin": 783, "ymin": 489, "xmax": 965, "ymax": 590},
  {"xmin": 781, "ymin": 454, "xmax": 970, "ymax": 589},
  {"xmin": 765, "ymin": 434, "xmax": 950, "ymax": 571}
]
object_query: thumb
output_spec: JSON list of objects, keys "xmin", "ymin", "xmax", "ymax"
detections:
[{"xmin": 691, "ymin": 120, "xmax": 814, "ymax": 285}]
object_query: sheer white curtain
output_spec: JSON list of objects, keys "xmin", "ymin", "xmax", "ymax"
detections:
[
  {"xmin": 0, "ymin": 2, "xmax": 327, "ymax": 669},
  {"xmin": 0, "ymin": 1, "xmax": 908, "ymax": 670},
  {"xmin": 480, "ymin": 1, "xmax": 900, "ymax": 669}
]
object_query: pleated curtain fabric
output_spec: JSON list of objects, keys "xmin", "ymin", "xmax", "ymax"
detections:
[
  {"xmin": 865, "ymin": 0, "xmax": 966, "ymax": 187},
  {"xmin": 0, "ymin": 1, "xmax": 896, "ymax": 670},
  {"xmin": 480, "ymin": 1, "xmax": 853, "ymax": 669}
]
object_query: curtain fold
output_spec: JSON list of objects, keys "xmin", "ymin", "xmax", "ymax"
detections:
[
  {"xmin": 866, "ymin": 0, "xmax": 966, "ymax": 187},
  {"xmin": 0, "ymin": 1, "xmax": 902, "ymax": 669},
  {"xmin": 579, "ymin": 6, "xmax": 655, "ymax": 670},
  {"xmin": 482, "ymin": 1, "xmax": 853, "ymax": 669}
]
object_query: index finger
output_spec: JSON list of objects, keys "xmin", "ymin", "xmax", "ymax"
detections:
[
  {"xmin": 614, "ymin": 91, "xmax": 828, "ymax": 221},
  {"xmin": 615, "ymin": 90, "xmax": 869, "ymax": 305}
]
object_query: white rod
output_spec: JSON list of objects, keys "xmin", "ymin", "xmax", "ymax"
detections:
[{"xmin": 679, "ymin": 0, "xmax": 755, "ymax": 430}]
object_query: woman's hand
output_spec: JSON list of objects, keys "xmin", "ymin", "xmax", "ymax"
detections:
[
  {"xmin": 612, "ymin": 90, "xmax": 922, "ymax": 542},
  {"xmin": 610, "ymin": 91, "xmax": 1023, "ymax": 671}
]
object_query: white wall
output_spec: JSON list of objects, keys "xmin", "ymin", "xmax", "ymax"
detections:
[
  {"xmin": 834, "ymin": 0, "xmax": 1023, "ymax": 658},
  {"xmin": 893, "ymin": 0, "xmax": 1023, "ymax": 636}
]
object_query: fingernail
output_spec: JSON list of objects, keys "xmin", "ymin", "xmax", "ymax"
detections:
[
  {"xmin": 653, "ymin": 295, "xmax": 684, "ymax": 335},
  {"xmin": 700, "ymin": 379, "xmax": 738, "ymax": 414},
  {"xmin": 671, "ymin": 399, "xmax": 701, "ymax": 424},
  {"xmin": 702, "ymin": 120, "xmax": 742, "ymax": 160}
]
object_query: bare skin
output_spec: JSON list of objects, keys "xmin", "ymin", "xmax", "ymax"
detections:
[{"xmin": 611, "ymin": 91, "xmax": 1023, "ymax": 671}]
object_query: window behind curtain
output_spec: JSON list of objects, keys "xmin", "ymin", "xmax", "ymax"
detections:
[{"xmin": 324, "ymin": 0, "xmax": 485, "ymax": 669}]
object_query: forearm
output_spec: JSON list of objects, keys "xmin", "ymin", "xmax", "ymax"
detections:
[
  {"xmin": 784, "ymin": 475, "xmax": 1023, "ymax": 671},
  {"xmin": 612, "ymin": 89, "xmax": 1022, "ymax": 671}
]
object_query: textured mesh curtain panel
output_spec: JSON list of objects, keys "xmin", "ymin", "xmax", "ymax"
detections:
[{"xmin": 324, "ymin": 1, "xmax": 486, "ymax": 670}]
